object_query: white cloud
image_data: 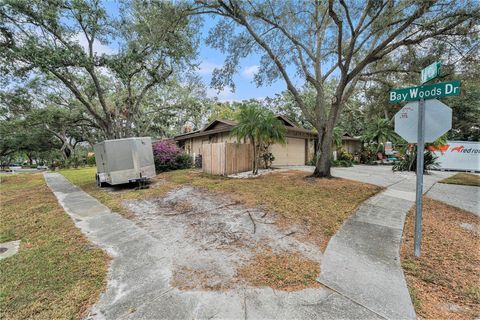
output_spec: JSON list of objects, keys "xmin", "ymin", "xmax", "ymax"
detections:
[
  {"xmin": 242, "ymin": 65, "xmax": 259, "ymax": 79},
  {"xmin": 206, "ymin": 87, "xmax": 237, "ymax": 102},
  {"xmin": 72, "ymin": 33, "xmax": 116, "ymax": 55},
  {"xmin": 197, "ymin": 61, "xmax": 222, "ymax": 75}
]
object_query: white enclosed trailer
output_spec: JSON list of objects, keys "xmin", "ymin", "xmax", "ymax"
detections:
[{"xmin": 94, "ymin": 137, "xmax": 156, "ymax": 186}]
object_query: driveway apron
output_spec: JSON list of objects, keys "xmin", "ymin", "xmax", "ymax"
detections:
[{"xmin": 318, "ymin": 170, "xmax": 453, "ymax": 320}]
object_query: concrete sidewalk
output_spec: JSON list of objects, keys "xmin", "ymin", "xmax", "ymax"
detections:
[
  {"xmin": 45, "ymin": 172, "xmax": 382, "ymax": 320},
  {"xmin": 317, "ymin": 170, "xmax": 453, "ymax": 320},
  {"xmin": 427, "ymin": 182, "xmax": 480, "ymax": 216}
]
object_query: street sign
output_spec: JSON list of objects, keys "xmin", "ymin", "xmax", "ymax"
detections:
[
  {"xmin": 389, "ymin": 80, "xmax": 461, "ymax": 103},
  {"xmin": 390, "ymin": 60, "xmax": 457, "ymax": 258},
  {"xmin": 394, "ymin": 99, "xmax": 452, "ymax": 143},
  {"xmin": 421, "ymin": 61, "xmax": 441, "ymax": 84}
]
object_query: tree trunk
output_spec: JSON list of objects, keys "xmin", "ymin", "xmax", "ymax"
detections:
[
  {"xmin": 251, "ymin": 138, "xmax": 257, "ymax": 174},
  {"xmin": 312, "ymin": 129, "xmax": 333, "ymax": 178}
]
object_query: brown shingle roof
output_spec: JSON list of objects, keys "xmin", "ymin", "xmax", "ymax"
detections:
[{"xmin": 174, "ymin": 116, "xmax": 317, "ymax": 141}]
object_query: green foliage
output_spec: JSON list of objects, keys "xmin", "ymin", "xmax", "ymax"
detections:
[
  {"xmin": 1, "ymin": 0, "xmax": 199, "ymax": 139},
  {"xmin": 337, "ymin": 148, "xmax": 354, "ymax": 162},
  {"xmin": 332, "ymin": 127, "xmax": 344, "ymax": 149},
  {"xmin": 155, "ymin": 154, "xmax": 192, "ymax": 173},
  {"xmin": 261, "ymin": 151, "xmax": 275, "ymax": 169},
  {"xmin": 230, "ymin": 102, "xmax": 286, "ymax": 174},
  {"xmin": 86, "ymin": 155, "xmax": 96, "ymax": 166},
  {"xmin": 445, "ymin": 75, "xmax": 480, "ymax": 141},
  {"xmin": 207, "ymin": 102, "xmax": 240, "ymax": 123},
  {"xmin": 360, "ymin": 144, "xmax": 378, "ymax": 165},
  {"xmin": 362, "ymin": 118, "xmax": 399, "ymax": 151},
  {"xmin": 392, "ymin": 149, "xmax": 439, "ymax": 172},
  {"xmin": 331, "ymin": 160, "xmax": 353, "ymax": 167}
]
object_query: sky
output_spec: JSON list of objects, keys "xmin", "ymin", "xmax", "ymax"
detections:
[
  {"xmin": 93, "ymin": 1, "xmax": 287, "ymax": 102},
  {"xmin": 196, "ymin": 16, "xmax": 287, "ymax": 101}
]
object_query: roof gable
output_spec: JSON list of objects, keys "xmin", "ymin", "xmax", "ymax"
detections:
[
  {"xmin": 202, "ymin": 119, "xmax": 237, "ymax": 132},
  {"xmin": 275, "ymin": 115, "xmax": 297, "ymax": 127}
]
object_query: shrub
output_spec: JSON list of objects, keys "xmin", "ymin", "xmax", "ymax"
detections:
[
  {"xmin": 337, "ymin": 148, "xmax": 354, "ymax": 162},
  {"xmin": 174, "ymin": 153, "xmax": 193, "ymax": 169},
  {"xmin": 261, "ymin": 152, "xmax": 275, "ymax": 169},
  {"xmin": 152, "ymin": 140, "xmax": 192, "ymax": 172},
  {"xmin": 392, "ymin": 149, "xmax": 439, "ymax": 172},
  {"xmin": 360, "ymin": 144, "xmax": 377, "ymax": 164},
  {"xmin": 332, "ymin": 159, "xmax": 353, "ymax": 167},
  {"xmin": 86, "ymin": 155, "xmax": 96, "ymax": 166}
]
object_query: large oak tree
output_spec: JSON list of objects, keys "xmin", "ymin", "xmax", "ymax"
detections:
[
  {"xmin": 1, "ymin": 0, "xmax": 198, "ymax": 139},
  {"xmin": 193, "ymin": 0, "xmax": 479, "ymax": 177}
]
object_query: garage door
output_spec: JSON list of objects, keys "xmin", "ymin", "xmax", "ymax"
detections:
[{"xmin": 271, "ymin": 138, "xmax": 305, "ymax": 166}]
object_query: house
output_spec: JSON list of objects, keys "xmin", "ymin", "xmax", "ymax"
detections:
[
  {"xmin": 340, "ymin": 133, "xmax": 362, "ymax": 154},
  {"xmin": 174, "ymin": 115, "xmax": 317, "ymax": 166}
]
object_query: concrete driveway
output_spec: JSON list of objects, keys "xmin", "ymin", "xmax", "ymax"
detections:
[
  {"xmin": 279, "ymin": 165, "xmax": 478, "ymax": 216},
  {"xmin": 427, "ymin": 182, "xmax": 480, "ymax": 216},
  {"xmin": 274, "ymin": 164, "xmax": 447, "ymax": 187}
]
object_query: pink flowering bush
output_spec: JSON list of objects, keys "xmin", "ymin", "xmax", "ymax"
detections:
[{"xmin": 152, "ymin": 140, "xmax": 192, "ymax": 172}]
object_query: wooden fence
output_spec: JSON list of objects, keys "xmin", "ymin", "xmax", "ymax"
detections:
[{"xmin": 202, "ymin": 142, "xmax": 253, "ymax": 175}]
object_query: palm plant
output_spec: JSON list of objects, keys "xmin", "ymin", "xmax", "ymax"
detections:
[
  {"xmin": 231, "ymin": 103, "xmax": 286, "ymax": 174},
  {"xmin": 362, "ymin": 118, "xmax": 398, "ymax": 152},
  {"xmin": 332, "ymin": 127, "xmax": 343, "ymax": 149}
]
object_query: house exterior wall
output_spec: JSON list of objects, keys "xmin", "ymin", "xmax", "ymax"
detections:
[
  {"xmin": 342, "ymin": 140, "xmax": 362, "ymax": 154},
  {"xmin": 183, "ymin": 135, "xmax": 309, "ymax": 166}
]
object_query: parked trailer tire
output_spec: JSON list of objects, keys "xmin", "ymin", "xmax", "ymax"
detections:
[{"xmin": 96, "ymin": 174, "xmax": 107, "ymax": 187}]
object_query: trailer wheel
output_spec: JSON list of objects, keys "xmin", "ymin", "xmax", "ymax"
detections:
[{"xmin": 96, "ymin": 174, "xmax": 106, "ymax": 187}]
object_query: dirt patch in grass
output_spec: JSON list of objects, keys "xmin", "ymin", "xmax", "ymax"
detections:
[
  {"xmin": 237, "ymin": 249, "xmax": 321, "ymax": 291},
  {"xmin": 440, "ymin": 173, "xmax": 480, "ymax": 187},
  {"xmin": 123, "ymin": 186, "xmax": 324, "ymax": 293},
  {"xmin": 171, "ymin": 265, "xmax": 234, "ymax": 291},
  {"xmin": 0, "ymin": 173, "xmax": 109, "ymax": 320},
  {"xmin": 401, "ymin": 197, "xmax": 480, "ymax": 319},
  {"xmin": 61, "ymin": 168, "xmax": 381, "ymax": 252},
  {"xmin": 163, "ymin": 170, "xmax": 382, "ymax": 250}
]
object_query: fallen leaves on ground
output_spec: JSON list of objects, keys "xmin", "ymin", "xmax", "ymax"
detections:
[
  {"xmin": 401, "ymin": 197, "xmax": 480, "ymax": 319},
  {"xmin": 236, "ymin": 249, "xmax": 321, "ymax": 291}
]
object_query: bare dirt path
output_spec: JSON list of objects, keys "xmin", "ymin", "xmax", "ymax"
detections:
[{"xmin": 45, "ymin": 172, "xmax": 380, "ymax": 320}]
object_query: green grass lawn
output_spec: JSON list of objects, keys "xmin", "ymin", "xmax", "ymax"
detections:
[
  {"xmin": 440, "ymin": 172, "xmax": 480, "ymax": 187},
  {"xmin": 60, "ymin": 167, "xmax": 178, "ymax": 218},
  {"xmin": 0, "ymin": 173, "xmax": 109, "ymax": 319},
  {"xmin": 60, "ymin": 167, "xmax": 381, "ymax": 250}
]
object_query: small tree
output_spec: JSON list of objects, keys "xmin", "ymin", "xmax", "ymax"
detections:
[
  {"xmin": 230, "ymin": 103, "xmax": 286, "ymax": 174},
  {"xmin": 362, "ymin": 118, "xmax": 398, "ymax": 153}
]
